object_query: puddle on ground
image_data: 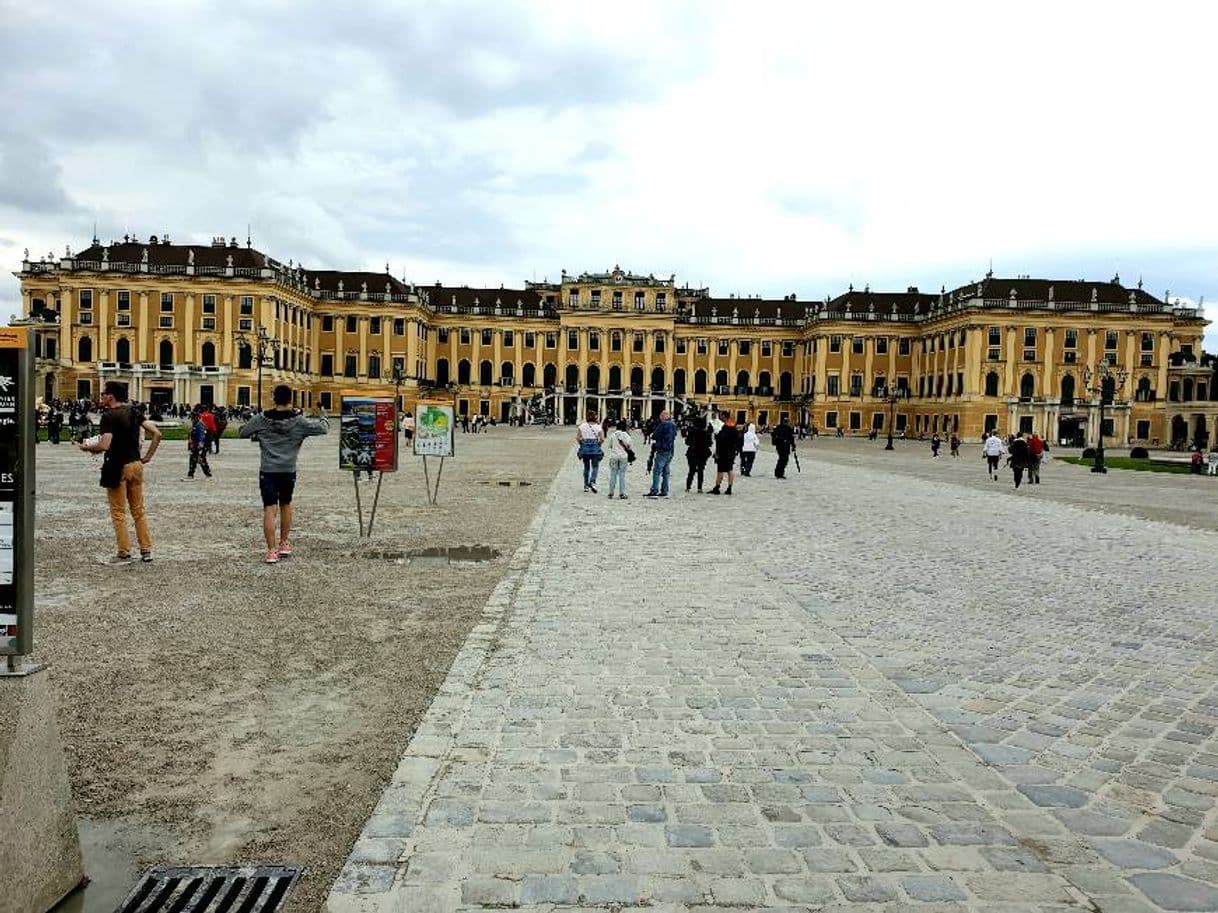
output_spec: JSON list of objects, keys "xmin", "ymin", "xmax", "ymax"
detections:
[
  {"xmin": 361, "ymin": 545, "xmax": 500, "ymax": 565},
  {"xmin": 52, "ymin": 818, "xmax": 181, "ymax": 913}
]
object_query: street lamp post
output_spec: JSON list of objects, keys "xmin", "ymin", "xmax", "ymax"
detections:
[
  {"xmin": 882, "ymin": 386, "xmax": 906, "ymax": 450},
  {"xmin": 1082, "ymin": 361, "xmax": 1128, "ymax": 474},
  {"xmin": 236, "ymin": 325, "xmax": 281, "ymax": 410}
]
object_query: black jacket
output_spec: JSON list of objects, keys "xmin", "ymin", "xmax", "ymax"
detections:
[{"xmin": 772, "ymin": 424, "xmax": 794, "ymax": 449}]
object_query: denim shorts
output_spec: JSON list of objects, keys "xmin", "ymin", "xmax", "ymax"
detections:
[{"xmin": 259, "ymin": 471, "xmax": 297, "ymax": 506}]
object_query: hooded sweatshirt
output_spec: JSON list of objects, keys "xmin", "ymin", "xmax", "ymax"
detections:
[
  {"xmin": 238, "ymin": 409, "xmax": 329, "ymax": 472},
  {"xmin": 742, "ymin": 423, "xmax": 759, "ymax": 452}
]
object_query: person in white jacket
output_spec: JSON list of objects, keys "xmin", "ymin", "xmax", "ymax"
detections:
[
  {"xmin": 740, "ymin": 423, "xmax": 760, "ymax": 476},
  {"xmin": 982, "ymin": 431, "xmax": 1006, "ymax": 480}
]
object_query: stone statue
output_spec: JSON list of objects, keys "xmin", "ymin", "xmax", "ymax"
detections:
[
  {"xmin": 22, "ymin": 248, "xmax": 28, "ymax": 260},
  {"xmin": 187, "ymin": 249, "xmax": 194, "ymax": 266},
  {"xmin": 226, "ymin": 254, "xmax": 233, "ymax": 268},
  {"xmin": 315, "ymin": 277, "xmax": 320, "ymax": 290},
  {"xmin": 141, "ymin": 248, "xmax": 149, "ymax": 263},
  {"xmin": 102, "ymin": 248, "xmax": 109, "ymax": 263},
  {"xmin": 361, "ymin": 282, "xmax": 367, "ymax": 294},
  {"xmin": 338, "ymin": 280, "xmax": 344, "ymax": 292}
]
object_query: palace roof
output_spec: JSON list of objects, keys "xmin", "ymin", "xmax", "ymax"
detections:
[
  {"xmin": 947, "ymin": 276, "xmax": 1163, "ymax": 306},
  {"xmin": 73, "ymin": 239, "xmax": 268, "ymax": 270},
  {"xmin": 427, "ymin": 285, "xmax": 544, "ymax": 312}
]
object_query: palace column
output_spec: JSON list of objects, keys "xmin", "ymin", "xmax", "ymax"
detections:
[
  {"xmin": 59, "ymin": 287, "xmax": 73, "ymax": 359},
  {"xmin": 1123, "ymin": 330, "xmax": 1136, "ymax": 400},
  {"xmin": 185, "ymin": 293, "xmax": 196, "ymax": 364},
  {"xmin": 1004, "ymin": 327, "xmax": 1017, "ymax": 394},
  {"xmin": 1157, "ymin": 331, "xmax": 1171, "ymax": 396},
  {"xmin": 663, "ymin": 330, "xmax": 674, "ymax": 397},
  {"xmin": 98, "ymin": 290, "xmax": 110, "ymax": 358},
  {"xmin": 1086, "ymin": 328, "xmax": 1098, "ymax": 371},
  {"xmin": 137, "ymin": 293, "xmax": 149, "ymax": 362},
  {"xmin": 406, "ymin": 319, "xmax": 419, "ymax": 385},
  {"xmin": 382, "ymin": 315, "xmax": 392, "ymax": 383},
  {"xmin": 863, "ymin": 335, "xmax": 875, "ymax": 392},
  {"xmin": 643, "ymin": 330, "xmax": 654, "ymax": 393},
  {"xmin": 335, "ymin": 314, "xmax": 345, "ymax": 380},
  {"xmin": 749, "ymin": 338, "xmax": 759, "ymax": 390},
  {"xmin": 813, "ymin": 336, "xmax": 826, "ymax": 401},
  {"xmin": 222, "ymin": 296, "xmax": 234, "ymax": 364},
  {"xmin": 357, "ymin": 315, "xmax": 368, "ymax": 379},
  {"xmin": 1042, "ymin": 326, "xmax": 1055, "ymax": 397}
]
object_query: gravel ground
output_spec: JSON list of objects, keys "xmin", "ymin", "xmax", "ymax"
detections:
[{"xmin": 31, "ymin": 426, "xmax": 569, "ymax": 912}]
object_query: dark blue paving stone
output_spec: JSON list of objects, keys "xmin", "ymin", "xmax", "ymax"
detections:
[
  {"xmin": 1018, "ymin": 784, "xmax": 1090, "ymax": 808},
  {"xmin": 1092, "ymin": 840, "xmax": 1178, "ymax": 870},
  {"xmin": 1131, "ymin": 873, "xmax": 1218, "ymax": 910},
  {"xmin": 1054, "ymin": 809, "xmax": 1133, "ymax": 836},
  {"xmin": 973, "ymin": 744, "xmax": 1035, "ymax": 765}
]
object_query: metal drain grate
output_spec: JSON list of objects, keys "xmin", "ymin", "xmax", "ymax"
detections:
[{"xmin": 116, "ymin": 866, "xmax": 301, "ymax": 913}]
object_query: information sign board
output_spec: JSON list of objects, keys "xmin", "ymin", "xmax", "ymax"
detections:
[
  {"xmin": 339, "ymin": 396, "xmax": 398, "ymax": 473},
  {"xmin": 414, "ymin": 403, "xmax": 455, "ymax": 457},
  {"xmin": 0, "ymin": 327, "xmax": 31, "ymax": 656}
]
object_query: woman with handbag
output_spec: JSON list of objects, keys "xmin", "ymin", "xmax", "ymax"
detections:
[
  {"xmin": 574, "ymin": 409, "xmax": 605, "ymax": 493},
  {"xmin": 605, "ymin": 418, "xmax": 634, "ymax": 499}
]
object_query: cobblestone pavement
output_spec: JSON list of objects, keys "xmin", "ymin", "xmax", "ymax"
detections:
[{"xmin": 327, "ymin": 440, "xmax": 1218, "ymax": 912}]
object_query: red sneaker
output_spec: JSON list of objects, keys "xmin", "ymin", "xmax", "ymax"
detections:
[{"xmin": 277, "ymin": 541, "xmax": 294, "ymax": 557}]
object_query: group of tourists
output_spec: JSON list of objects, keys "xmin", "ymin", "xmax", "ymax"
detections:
[
  {"xmin": 574, "ymin": 409, "xmax": 799, "ymax": 499},
  {"xmin": 79, "ymin": 381, "xmax": 328, "ymax": 566},
  {"xmin": 980, "ymin": 430, "xmax": 1047, "ymax": 488}
]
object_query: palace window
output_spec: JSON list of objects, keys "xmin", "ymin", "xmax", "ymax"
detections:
[
  {"xmin": 1023, "ymin": 348, "xmax": 1037, "ymax": 362},
  {"xmin": 697, "ymin": 339, "xmax": 707, "ymax": 354},
  {"xmin": 79, "ymin": 289, "xmax": 93, "ymax": 309},
  {"xmin": 676, "ymin": 338, "xmax": 686, "ymax": 354},
  {"xmin": 782, "ymin": 341, "xmax": 794, "ymax": 357},
  {"xmin": 656, "ymin": 293, "xmax": 666, "ymax": 312},
  {"xmin": 568, "ymin": 289, "xmax": 580, "ymax": 308},
  {"xmin": 1105, "ymin": 330, "xmax": 1118, "ymax": 350},
  {"xmin": 590, "ymin": 289, "xmax": 601, "ymax": 307},
  {"xmin": 321, "ymin": 354, "xmax": 333, "ymax": 375},
  {"xmin": 761, "ymin": 340, "xmax": 772, "ymax": 357},
  {"xmin": 369, "ymin": 316, "xmax": 381, "ymax": 335},
  {"xmin": 589, "ymin": 331, "xmax": 599, "ymax": 351},
  {"xmin": 392, "ymin": 356, "xmax": 405, "ymax": 378},
  {"xmin": 827, "ymin": 375, "xmax": 840, "ymax": 396},
  {"xmin": 1141, "ymin": 331, "xmax": 1154, "ymax": 352},
  {"xmin": 829, "ymin": 335, "xmax": 842, "ymax": 353},
  {"xmin": 849, "ymin": 411, "xmax": 861, "ymax": 431},
  {"xmin": 240, "ymin": 296, "xmax": 254, "ymax": 315},
  {"xmin": 393, "ymin": 318, "xmax": 405, "ymax": 335},
  {"xmin": 717, "ymin": 339, "xmax": 729, "ymax": 356},
  {"xmin": 79, "ymin": 312, "xmax": 93, "ymax": 325},
  {"xmin": 159, "ymin": 315, "xmax": 173, "ymax": 328},
  {"xmin": 738, "ymin": 340, "xmax": 751, "ymax": 356},
  {"xmin": 160, "ymin": 292, "xmax": 174, "ymax": 312},
  {"xmin": 482, "ymin": 328, "xmax": 493, "ymax": 345},
  {"xmin": 202, "ymin": 317, "xmax": 216, "ymax": 330},
  {"xmin": 873, "ymin": 375, "xmax": 887, "ymax": 397},
  {"xmin": 545, "ymin": 332, "xmax": 556, "ymax": 348},
  {"xmin": 344, "ymin": 354, "xmax": 357, "ymax": 377},
  {"xmin": 635, "ymin": 291, "xmax": 645, "ymax": 311},
  {"xmin": 633, "ymin": 334, "xmax": 644, "ymax": 353},
  {"xmin": 117, "ymin": 290, "xmax": 131, "ymax": 311},
  {"xmin": 367, "ymin": 354, "xmax": 381, "ymax": 377},
  {"xmin": 202, "ymin": 294, "xmax": 216, "ymax": 314},
  {"xmin": 825, "ymin": 410, "xmax": 838, "ymax": 428},
  {"xmin": 567, "ymin": 329, "xmax": 579, "ymax": 350},
  {"xmin": 849, "ymin": 374, "xmax": 863, "ymax": 397},
  {"xmin": 654, "ymin": 334, "xmax": 665, "ymax": 353},
  {"xmin": 898, "ymin": 337, "xmax": 911, "ymax": 355},
  {"xmin": 460, "ymin": 328, "xmax": 471, "ymax": 345},
  {"xmin": 1064, "ymin": 328, "xmax": 1077, "ymax": 348},
  {"xmin": 988, "ymin": 326, "xmax": 1001, "ymax": 346},
  {"xmin": 852, "ymin": 336, "xmax": 864, "ymax": 355},
  {"xmin": 1024, "ymin": 327, "xmax": 1037, "ymax": 347},
  {"xmin": 438, "ymin": 327, "xmax": 449, "ymax": 343},
  {"xmin": 503, "ymin": 329, "xmax": 514, "ymax": 346},
  {"xmin": 239, "ymin": 318, "xmax": 252, "ymax": 331},
  {"xmin": 612, "ymin": 291, "xmax": 623, "ymax": 310},
  {"xmin": 346, "ymin": 315, "xmax": 358, "ymax": 333},
  {"xmin": 611, "ymin": 331, "xmax": 622, "ymax": 352},
  {"xmin": 116, "ymin": 313, "xmax": 131, "ymax": 327},
  {"xmin": 322, "ymin": 315, "xmax": 333, "ymax": 332},
  {"xmin": 875, "ymin": 336, "xmax": 888, "ymax": 355},
  {"xmin": 524, "ymin": 331, "xmax": 535, "ymax": 347}
]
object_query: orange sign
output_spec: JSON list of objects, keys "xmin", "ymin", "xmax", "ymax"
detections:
[{"xmin": 0, "ymin": 328, "xmax": 27, "ymax": 349}]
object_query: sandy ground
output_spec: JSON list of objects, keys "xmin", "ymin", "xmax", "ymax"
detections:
[
  {"xmin": 31, "ymin": 425, "xmax": 569, "ymax": 912},
  {"xmin": 802, "ymin": 437, "xmax": 1218, "ymax": 530}
]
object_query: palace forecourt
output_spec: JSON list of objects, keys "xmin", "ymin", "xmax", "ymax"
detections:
[{"xmin": 16, "ymin": 235, "xmax": 1214, "ymax": 446}]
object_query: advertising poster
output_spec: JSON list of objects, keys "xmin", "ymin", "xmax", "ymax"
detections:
[
  {"xmin": 0, "ymin": 331, "xmax": 23, "ymax": 654},
  {"xmin": 339, "ymin": 396, "xmax": 398, "ymax": 473},
  {"xmin": 414, "ymin": 403, "xmax": 455, "ymax": 457}
]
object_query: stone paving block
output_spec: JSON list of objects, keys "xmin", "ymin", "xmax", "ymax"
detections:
[
  {"xmin": 901, "ymin": 873, "xmax": 967, "ymax": 902},
  {"xmin": 1130, "ymin": 872, "xmax": 1218, "ymax": 911},
  {"xmin": 837, "ymin": 874, "xmax": 900, "ymax": 902}
]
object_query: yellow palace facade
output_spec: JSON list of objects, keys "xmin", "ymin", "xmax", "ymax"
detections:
[{"xmin": 14, "ymin": 235, "xmax": 1213, "ymax": 446}]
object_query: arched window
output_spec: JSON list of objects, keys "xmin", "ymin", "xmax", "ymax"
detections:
[
  {"xmin": 1061, "ymin": 374, "xmax": 1076, "ymax": 406},
  {"xmin": 521, "ymin": 362, "xmax": 535, "ymax": 387},
  {"xmin": 694, "ymin": 369, "xmax": 708, "ymax": 394},
  {"xmin": 201, "ymin": 341, "xmax": 216, "ymax": 368},
  {"xmin": 758, "ymin": 370, "xmax": 772, "ymax": 391},
  {"xmin": 564, "ymin": 364, "xmax": 579, "ymax": 390},
  {"xmin": 674, "ymin": 368, "xmax": 686, "ymax": 395},
  {"xmin": 77, "ymin": 336, "xmax": 93, "ymax": 363},
  {"xmin": 1135, "ymin": 376, "xmax": 1150, "ymax": 402},
  {"xmin": 779, "ymin": 371, "xmax": 793, "ymax": 398},
  {"xmin": 435, "ymin": 357, "xmax": 450, "ymax": 386},
  {"xmin": 1020, "ymin": 373, "xmax": 1035, "ymax": 399},
  {"xmin": 715, "ymin": 370, "xmax": 728, "ymax": 390},
  {"xmin": 457, "ymin": 359, "xmax": 471, "ymax": 384},
  {"xmin": 238, "ymin": 343, "xmax": 253, "ymax": 369},
  {"xmin": 543, "ymin": 363, "xmax": 557, "ymax": 388},
  {"xmin": 158, "ymin": 339, "xmax": 173, "ymax": 368},
  {"xmin": 1182, "ymin": 378, "xmax": 1194, "ymax": 402},
  {"xmin": 984, "ymin": 371, "xmax": 1000, "ymax": 396},
  {"xmin": 501, "ymin": 360, "xmax": 514, "ymax": 382},
  {"xmin": 629, "ymin": 366, "xmax": 644, "ymax": 394},
  {"xmin": 479, "ymin": 360, "xmax": 493, "ymax": 386},
  {"xmin": 608, "ymin": 365, "xmax": 622, "ymax": 391},
  {"xmin": 115, "ymin": 337, "xmax": 131, "ymax": 365},
  {"xmin": 586, "ymin": 364, "xmax": 600, "ymax": 391},
  {"xmin": 736, "ymin": 370, "xmax": 750, "ymax": 391},
  {"xmin": 651, "ymin": 366, "xmax": 665, "ymax": 392}
]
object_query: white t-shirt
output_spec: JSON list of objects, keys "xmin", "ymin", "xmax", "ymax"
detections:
[
  {"xmin": 742, "ymin": 428, "xmax": 759, "ymax": 452},
  {"xmin": 577, "ymin": 421, "xmax": 603, "ymax": 442},
  {"xmin": 983, "ymin": 436, "xmax": 1005, "ymax": 457},
  {"xmin": 607, "ymin": 429, "xmax": 632, "ymax": 461}
]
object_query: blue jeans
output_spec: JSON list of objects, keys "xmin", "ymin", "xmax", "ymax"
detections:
[
  {"xmin": 608, "ymin": 457, "xmax": 627, "ymax": 496},
  {"xmin": 650, "ymin": 450, "xmax": 673, "ymax": 495},
  {"xmin": 581, "ymin": 455, "xmax": 601, "ymax": 488}
]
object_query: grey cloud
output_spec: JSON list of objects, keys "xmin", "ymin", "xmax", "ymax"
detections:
[{"xmin": 0, "ymin": 137, "xmax": 84, "ymax": 215}]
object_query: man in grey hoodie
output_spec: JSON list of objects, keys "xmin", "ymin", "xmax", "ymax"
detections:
[{"xmin": 238, "ymin": 384, "xmax": 329, "ymax": 563}]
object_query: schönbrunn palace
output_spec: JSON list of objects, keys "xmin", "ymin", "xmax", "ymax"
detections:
[{"xmin": 14, "ymin": 235, "xmax": 1215, "ymax": 447}]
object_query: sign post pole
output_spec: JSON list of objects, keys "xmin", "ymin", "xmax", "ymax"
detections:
[
  {"xmin": 352, "ymin": 471, "xmax": 364, "ymax": 537},
  {"xmin": 0, "ymin": 326, "xmax": 85, "ymax": 911},
  {"xmin": 340, "ymin": 394, "xmax": 399, "ymax": 539},
  {"xmin": 414, "ymin": 402, "xmax": 455, "ymax": 505},
  {"xmin": 367, "ymin": 471, "xmax": 385, "ymax": 537}
]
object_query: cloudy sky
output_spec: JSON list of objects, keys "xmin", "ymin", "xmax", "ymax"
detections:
[{"xmin": 2, "ymin": 1, "xmax": 1215, "ymax": 346}]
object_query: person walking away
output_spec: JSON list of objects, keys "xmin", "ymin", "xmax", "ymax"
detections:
[
  {"xmin": 213, "ymin": 407, "xmax": 227, "ymax": 453},
  {"xmin": 709, "ymin": 412, "xmax": 739, "ymax": 495},
  {"xmin": 1207, "ymin": 445, "xmax": 1218, "ymax": 476},
  {"xmin": 1191, "ymin": 447, "xmax": 1204, "ymax": 474},
  {"xmin": 238, "ymin": 384, "xmax": 329, "ymax": 563},
  {"xmin": 646, "ymin": 409, "xmax": 678, "ymax": 497},
  {"xmin": 605, "ymin": 418, "xmax": 633, "ymax": 499},
  {"xmin": 949, "ymin": 433, "xmax": 960, "ymax": 457},
  {"xmin": 79, "ymin": 380, "xmax": 162, "ymax": 562},
  {"xmin": 402, "ymin": 411, "xmax": 415, "ymax": 445},
  {"xmin": 982, "ymin": 431, "xmax": 1005, "ymax": 480},
  {"xmin": 740, "ymin": 422, "xmax": 759, "ymax": 476},
  {"xmin": 185, "ymin": 411, "xmax": 213, "ymax": 480},
  {"xmin": 1009, "ymin": 432, "xmax": 1030, "ymax": 488},
  {"xmin": 931, "ymin": 433, "xmax": 941, "ymax": 458},
  {"xmin": 1026, "ymin": 431, "xmax": 1044, "ymax": 484},
  {"xmin": 684, "ymin": 416, "xmax": 712, "ymax": 492},
  {"xmin": 772, "ymin": 415, "xmax": 795, "ymax": 478},
  {"xmin": 574, "ymin": 409, "xmax": 604, "ymax": 493}
]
